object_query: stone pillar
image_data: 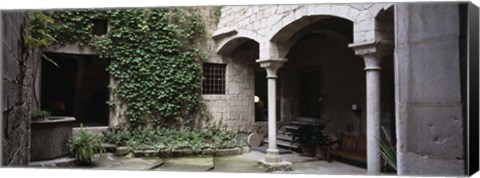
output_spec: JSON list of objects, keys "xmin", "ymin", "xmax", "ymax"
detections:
[
  {"xmin": 256, "ymin": 58, "xmax": 286, "ymax": 163},
  {"xmin": 349, "ymin": 41, "xmax": 389, "ymax": 174},
  {"xmin": 394, "ymin": 4, "xmax": 465, "ymax": 176},
  {"xmin": 0, "ymin": 11, "xmax": 3, "ymax": 166}
]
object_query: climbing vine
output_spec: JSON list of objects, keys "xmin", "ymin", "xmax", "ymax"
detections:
[{"xmin": 42, "ymin": 8, "xmax": 208, "ymax": 128}]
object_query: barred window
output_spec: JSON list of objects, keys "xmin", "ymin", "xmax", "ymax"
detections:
[
  {"xmin": 92, "ymin": 19, "xmax": 108, "ymax": 36},
  {"xmin": 202, "ymin": 63, "xmax": 226, "ymax": 95}
]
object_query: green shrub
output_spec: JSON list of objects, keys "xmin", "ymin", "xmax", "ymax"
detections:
[
  {"xmin": 101, "ymin": 126, "xmax": 241, "ymax": 151},
  {"xmin": 102, "ymin": 127, "xmax": 132, "ymax": 146},
  {"xmin": 68, "ymin": 125, "xmax": 105, "ymax": 165},
  {"xmin": 31, "ymin": 110, "xmax": 51, "ymax": 118}
]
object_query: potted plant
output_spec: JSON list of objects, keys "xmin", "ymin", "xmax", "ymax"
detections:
[
  {"xmin": 292, "ymin": 124, "xmax": 330, "ymax": 157},
  {"xmin": 31, "ymin": 110, "xmax": 51, "ymax": 121},
  {"xmin": 68, "ymin": 124, "xmax": 105, "ymax": 166}
]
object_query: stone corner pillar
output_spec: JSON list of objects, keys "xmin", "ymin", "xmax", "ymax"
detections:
[
  {"xmin": 256, "ymin": 58, "xmax": 288, "ymax": 165},
  {"xmin": 349, "ymin": 40, "xmax": 392, "ymax": 174}
]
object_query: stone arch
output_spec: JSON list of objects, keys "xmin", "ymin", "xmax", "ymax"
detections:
[
  {"xmin": 215, "ymin": 29, "xmax": 261, "ymax": 56},
  {"xmin": 266, "ymin": 4, "xmax": 376, "ymax": 58},
  {"xmin": 374, "ymin": 5, "xmax": 395, "ymax": 56},
  {"xmin": 267, "ymin": 4, "xmax": 373, "ymax": 42},
  {"xmin": 372, "ymin": 3, "xmax": 395, "ymax": 19}
]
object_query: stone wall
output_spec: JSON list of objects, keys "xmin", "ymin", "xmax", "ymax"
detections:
[
  {"xmin": 202, "ymin": 50, "xmax": 256, "ymax": 132},
  {"xmin": 2, "ymin": 12, "xmax": 40, "ymax": 166},
  {"xmin": 198, "ymin": 7, "xmax": 259, "ymax": 133},
  {"xmin": 215, "ymin": 3, "xmax": 394, "ymax": 55},
  {"xmin": 212, "ymin": 4, "xmax": 397, "ymax": 135},
  {"xmin": 395, "ymin": 3, "xmax": 465, "ymax": 175}
]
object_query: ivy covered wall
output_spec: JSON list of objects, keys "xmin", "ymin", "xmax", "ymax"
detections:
[{"xmin": 41, "ymin": 8, "xmax": 217, "ymax": 129}]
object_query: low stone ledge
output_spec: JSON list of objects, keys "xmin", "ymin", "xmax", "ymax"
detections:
[
  {"xmin": 132, "ymin": 147, "xmax": 243, "ymax": 158},
  {"xmin": 214, "ymin": 147, "xmax": 242, "ymax": 156},
  {"xmin": 133, "ymin": 150, "xmax": 159, "ymax": 157},
  {"xmin": 115, "ymin": 146, "xmax": 132, "ymax": 156},
  {"xmin": 102, "ymin": 143, "xmax": 117, "ymax": 153},
  {"xmin": 242, "ymin": 146, "xmax": 250, "ymax": 153}
]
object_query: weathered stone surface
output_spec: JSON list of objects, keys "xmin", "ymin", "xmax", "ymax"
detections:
[
  {"xmin": 154, "ymin": 156, "xmax": 214, "ymax": 172},
  {"xmin": 115, "ymin": 146, "xmax": 132, "ymax": 156},
  {"xmin": 92, "ymin": 153, "xmax": 164, "ymax": 170},
  {"xmin": 247, "ymin": 133, "xmax": 263, "ymax": 147},
  {"xmin": 30, "ymin": 117, "xmax": 75, "ymax": 161},
  {"xmin": 106, "ymin": 158, "xmax": 164, "ymax": 170},
  {"xmin": 29, "ymin": 157, "xmax": 77, "ymax": 167},
  {"xmin": 102, "ymin": 143, "xmax": 116, "ymax": 153},
  {"xmin": 258, "ymin": 160, "xmax": 292, "ymax": 172},
  {"xmin": 211, "ymin": 155, "xmax": 268, "ymax": 173},
  {"xmin": 2, "ymin": 12, "xmax": 40, "ymax": 166},
  {"xmin": 395, "ymin": 3, "xmax": 465, "ymax": 176},
  {"xmin": 242, "ymin": 146, "xmax": 250, "ymax": 153},
  {"xmin": 215, "ymin": 148, "xmax": 242, "ymax": 156},
  {"xmin": 132, "ymin": 150, "xmax": 159, "ymax": 157}
]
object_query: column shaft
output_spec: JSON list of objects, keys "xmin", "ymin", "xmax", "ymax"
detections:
[
  {"xmin": 256, "ymin": 58, "xmax": 287, "ymax": 164},
  {"xmin": 366, "ymin": 69, "xmax": 381, "ymax": 174},
  {"xmin": 267, "ymin": 77, "xmax": 277, "ymax": 150}
]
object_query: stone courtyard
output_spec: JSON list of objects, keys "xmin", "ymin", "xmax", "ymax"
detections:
[
  {"xmin": 83, "ymin": 151, "xmax": 368, "ymax": 175},
  {"xmin": 1, "ymin": 2, "xmax": 476, "ymax": 177}
]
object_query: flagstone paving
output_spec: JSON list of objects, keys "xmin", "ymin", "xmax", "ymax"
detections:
[{"xmin": 87, "ymin": 151, "xmax": 368, "ymax": 175}]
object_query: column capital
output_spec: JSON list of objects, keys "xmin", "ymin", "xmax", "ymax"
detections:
[
  {"xmin": 256, "ymin": 58, "xmax": 288, "ymax": 78},
  {"xmin": 348, "ymin": 40, "xmax": 393, "ymax": 71}
]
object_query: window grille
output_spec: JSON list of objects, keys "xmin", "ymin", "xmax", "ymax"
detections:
[{"xmin": 202, "ymin": 63, "xmax": 226, "ymax": 95}]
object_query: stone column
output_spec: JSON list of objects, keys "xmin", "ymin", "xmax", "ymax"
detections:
[
  {"xmin": 349, "ymin": 41, "xmax": 388, "ymax": 174},
  {"xmin": 256, "ymin": 58, "xmax": 287, "ymax": 163},
  {"xmin": 0, "ymin": 11, "xmax": 3, "ymax": 166}
]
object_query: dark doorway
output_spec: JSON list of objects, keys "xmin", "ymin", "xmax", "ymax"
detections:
[
  {"xmin": 254, "ymin": 70, "xmax": 268, "ymax": 122},
  {"xmin": 41, "ymin": 53, "xmax": 110, "ymax": 126},
  {"xmin": 299, "ymin": 71, "xmax": 321, "ymax": 118}
]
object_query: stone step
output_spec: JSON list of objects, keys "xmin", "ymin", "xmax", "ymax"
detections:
[
  {"xmin": 276, "ymin": 140, "xmax": 299, "ymax": 149},
  {"xmin": 263, "ymin": 137, "xmax": 298, "ymax": 149},
  {"xmin": 283, "ymin": 125, "xmax": 299, "ymax": 130},
  {"xmin": 276, "ymin": 134, "xmax": 293, "ymax": 141},
  {"xmin": 289, "ymin": 120, "xmax": 311, "ymax": 126}
]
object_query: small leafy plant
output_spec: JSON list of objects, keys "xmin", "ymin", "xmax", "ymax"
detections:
[
  {"xmin": 68, "ymin": 125, "xmax": 105, "ymax": 165},
  {"xmin": 102, "ymin": 126, "xmax": 132, "ymax": 146},
  {"xmin": 31, "ymin": 110, "xmax": 51, "ymax": 120},
  {"xmin": 292, "ymin": 124, "xmax": 330, "ymax": 146},
  {"xmin": 292, "ymin": 124, "xmax": 330, "ymax": 156},
  {"xmin": 379, "ymin": 127, "xmax": 397, "ymax": 171}
]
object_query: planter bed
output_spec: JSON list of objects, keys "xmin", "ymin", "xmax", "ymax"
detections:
[{"xmin": 110, "ymin": 147, "xmax": 244, "ymax": 158}]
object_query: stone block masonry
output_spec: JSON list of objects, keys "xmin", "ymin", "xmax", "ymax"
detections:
[{"xmin": 2, "ymin": 12, "xmax": 41, "ymax": 166}]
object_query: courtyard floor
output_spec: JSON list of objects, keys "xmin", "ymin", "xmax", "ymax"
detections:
[{"xmin": 80, "ymin": 150, "xmax": 368, "ymax": 175}]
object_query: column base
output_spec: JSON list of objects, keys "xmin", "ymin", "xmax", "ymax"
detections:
[
  {"xmin": 265, "ymin": 149, "xmax": 282, "ymax": 163},
  {"xmin": 258, "ymin": 160, "xmax": 292, "ymax": 172}
]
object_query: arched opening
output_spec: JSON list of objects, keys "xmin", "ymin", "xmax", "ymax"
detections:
[
  {"xmin": 207, "ymin": 37, "xmax": 266, "ymax": 134},
  {"xmin": 278, "ymin": 17, "xmax": 367, "ymax": 137}
]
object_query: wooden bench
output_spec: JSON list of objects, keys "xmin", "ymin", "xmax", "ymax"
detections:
[{"xmin": 326, "ymin": 133, "xmax": 366, "ymax": 163}]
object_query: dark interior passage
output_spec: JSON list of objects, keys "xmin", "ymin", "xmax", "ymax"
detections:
[
  {"xmin": 254, "ymin": 70, "xmax": 268, "ymax": 122},
  {"xmin": 41, "ymin": 53, "xmax": 110, "ymax": 126}
]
